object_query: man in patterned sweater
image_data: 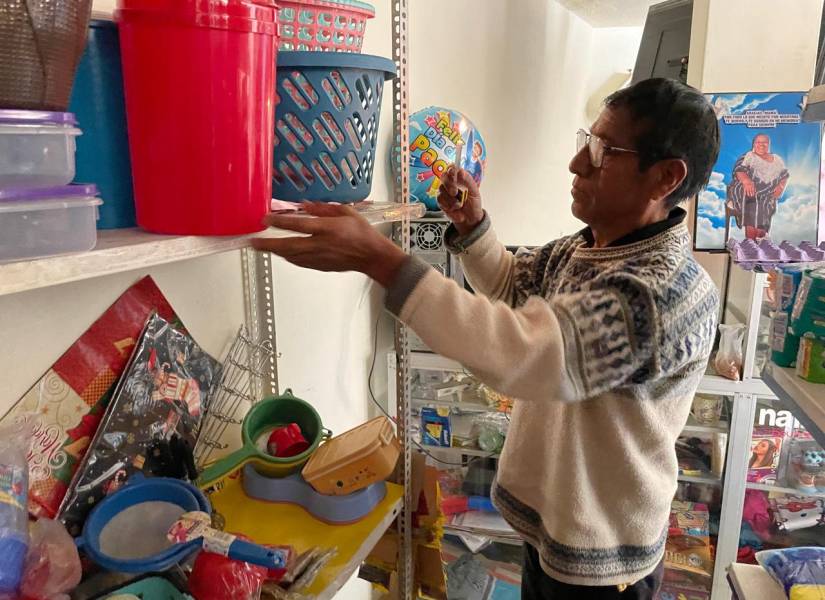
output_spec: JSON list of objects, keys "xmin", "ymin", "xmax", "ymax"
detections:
[{"xmin": 254, "ymin": 78, "xmax": 721, "ymax": 599}]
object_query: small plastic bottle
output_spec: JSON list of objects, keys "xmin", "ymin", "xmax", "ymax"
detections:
[{"xmin": 0, "ymin": 421, "xmax": 30, "ymax": 593}]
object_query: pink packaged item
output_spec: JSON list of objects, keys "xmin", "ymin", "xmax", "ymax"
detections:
[{"xmin": 748, "ymin": 427, "xmax": 785, "ymax": 484}]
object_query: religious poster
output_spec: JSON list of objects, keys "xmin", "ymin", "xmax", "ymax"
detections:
[{"xmin": 695, "ymin": 92, "xmax": 822, "ymax": 250}]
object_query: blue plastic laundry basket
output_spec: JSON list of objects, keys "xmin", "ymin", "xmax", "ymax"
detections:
[{"xmin": 272, "ymin": 51, "xmax": 396, "ymax": 203}]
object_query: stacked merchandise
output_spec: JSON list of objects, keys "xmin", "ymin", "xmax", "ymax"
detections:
[
  {"xmin": 769, "ymin": 265, "xmax": 825, "ymax": 385},
  {"xmin": 738, "ymin": 425, "xmax": 825, "ymax": 564},
  {"xmin": 438, "ymin": 465, "xmax": 520, "ymax": 549},
  {"xmin": 1, "ymin": 277, "xmax": 180, "ymax": 519},
  {"xmin": 1, "ymin": 278, "xmax": 218, "ymax": 529},
  {"xmin": 659, "ymin": 501, "xmax": 715, "ymax": 600},
  {"xmin": 2, "ymin": 274, "xmax": 404, "ymax": 599},
  {"xmin": 0, "ymin": 0, "xmax": 105, "ymax": 263},
  {"xmin": 0, "ymin": 111, "xmax": 103, "ymax": 262}
]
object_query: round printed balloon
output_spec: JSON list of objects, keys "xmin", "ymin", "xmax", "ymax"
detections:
[{"xmin": 409, "ymin": 107, "xmax": 487, "ymax": 211}]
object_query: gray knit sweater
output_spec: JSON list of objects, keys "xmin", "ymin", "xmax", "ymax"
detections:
[{"xmin": 385, "ymin": 210, "xmax": 719, "ymax": 586}]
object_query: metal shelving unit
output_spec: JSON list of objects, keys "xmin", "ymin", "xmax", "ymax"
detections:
[
  {"xmin": 0, "ymin": 5, "xmax": 417, "ymax": 599},
  {"xmin": 390, "ymin": 1, "xmax": 414, "ymax": 598}
]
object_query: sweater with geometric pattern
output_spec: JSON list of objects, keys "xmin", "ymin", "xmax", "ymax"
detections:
[{"xmin": 385, "ymin": 209, "xmax": 719, "ymax": 586}]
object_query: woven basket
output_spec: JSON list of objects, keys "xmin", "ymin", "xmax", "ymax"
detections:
[{"xmin": 0, "ymin": 0, "xmax": 92, "ymax": 110}]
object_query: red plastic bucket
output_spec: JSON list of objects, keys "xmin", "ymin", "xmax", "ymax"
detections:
[{"xmin": 116, "ymin": 0, "xmax": 279, "ymax": 235}]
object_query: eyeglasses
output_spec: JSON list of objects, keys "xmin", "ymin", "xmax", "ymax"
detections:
[{"xmin": 576, "ymin": 129, "xmax": 638, "ymax": 168}]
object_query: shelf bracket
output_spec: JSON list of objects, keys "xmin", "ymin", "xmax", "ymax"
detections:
[
  {"xmin": 391, "ymin": 0, "xmax": 413, "ymax": 597},
  {"xmin": 241, "ymin": 247, "xmax": 279, "ymax": 399}
]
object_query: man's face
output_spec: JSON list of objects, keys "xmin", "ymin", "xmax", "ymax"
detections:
[
  {"xmin": 568, "ymin": 106, "xmax": 652, "ymax": 228},
  {"xmin": 753, "ymin": 135, "xmax": 770, "ymax": 157}
]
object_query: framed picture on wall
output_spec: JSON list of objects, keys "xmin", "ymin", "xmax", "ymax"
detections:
[{"xmin": 694, "ymin": 92, "xmax": 822, "ymax": 250}]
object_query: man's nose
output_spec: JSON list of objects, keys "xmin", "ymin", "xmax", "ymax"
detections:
[{"xmin": 569, "ymin": 145, "xmax": 593, "ymax": 177}]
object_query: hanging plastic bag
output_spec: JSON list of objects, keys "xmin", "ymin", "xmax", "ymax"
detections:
[
  {"xmin": 19, "ymin": 519, "xmax": 81, "ymax": 600},
  {"xmin": 714, "ymin": 323, "xmax": 746, "ymax": 381}
]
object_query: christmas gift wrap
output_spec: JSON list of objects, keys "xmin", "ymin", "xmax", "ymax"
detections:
[
  {"xmin": 0, "ymin": 277, "xmax": 181, "ymax": 519},
  {"xmin": 58, "ymin": 313, "xmax": 219, "ymax": 536}
]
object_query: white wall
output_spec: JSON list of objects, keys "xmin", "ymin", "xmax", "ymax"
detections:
[{"xmin": 408, "ymin": 0, "xmax": 642, "ymax": 245}]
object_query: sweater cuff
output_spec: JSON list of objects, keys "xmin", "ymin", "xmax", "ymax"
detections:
[
  {"xmin": 385, "ymin": 255, "xmax": 432, "ymax": 316},
  {"xmin": 445, "ymin": 212, "xmax": 491, "ymax": 254}
]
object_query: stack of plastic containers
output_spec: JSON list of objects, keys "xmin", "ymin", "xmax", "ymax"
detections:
[
  {"xmin": 0, "ymin": 110, "xmax": 102, "ymax": 263},
  {"xmin": 115, "ymin": 0, "xmax": 280, "ymax": 235}
]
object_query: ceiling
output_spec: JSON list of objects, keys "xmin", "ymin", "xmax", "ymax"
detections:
[{"xmin": 557, "ymin": 0, "xmax": 663, "ymax": 27}]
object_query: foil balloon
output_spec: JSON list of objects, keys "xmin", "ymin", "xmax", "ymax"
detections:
[{"xmin": 409, "ymin": 107, "xmax": 487, "ymax": 211}]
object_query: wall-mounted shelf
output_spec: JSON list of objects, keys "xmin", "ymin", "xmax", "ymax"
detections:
[
  {"xmin": 763, "ymin": 363, "xmax": 825, "ymax": 449},
  {"xmin": 695, "ymin": 374, "xmax": 775, "ymax": 398},
  {"xmin": 0, "ymin": 202, "xmax": 424, "ymax": 297},
  {"xmin": 419, "ymin": 444, "xmax": 500, "ymax": 459},
  {"xmin": 678, "ymin": 473, "xmax": 722, "ymax": 486},
  {"xmin": 411, "ymin": 396, "xmax": 491, "ymax": 413},
  {"xmin": 746, "ymin": 481, "xmax": 825, "ymax": 500},
  {"xmin": 209, "ymin": 474, "xmax": 403, "ymax": 600},
  {"xmin": 682, "ymin": 415, "xmax": 730, "ymax": 436}
]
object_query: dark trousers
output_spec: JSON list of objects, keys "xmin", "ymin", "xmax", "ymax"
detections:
[{"xmin": 522, "ymin": 543, "xmax": 664, "ymax": 600}]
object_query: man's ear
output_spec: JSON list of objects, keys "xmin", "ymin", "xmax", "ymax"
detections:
[{"xmin": 652, "ymin": 159, "xmax": 688, "ymax": 202}]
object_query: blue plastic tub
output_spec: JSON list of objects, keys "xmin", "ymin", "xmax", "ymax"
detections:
[
  {"xmin": 272, "ymin": 51, "xmax": 396, "ymax": 203},
  {"xmin": 69, "ymin": 18, "xmax": 135, "ymax": 229}
]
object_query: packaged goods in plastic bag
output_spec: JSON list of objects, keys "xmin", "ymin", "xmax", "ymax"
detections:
[
  {"xmin": 757, "ymin": 546, "xmax": 825, "ymax": 600},
  {"xmin": 470, "ymin": 412, "xmax": 509, "ymax": 453},
  {"xmin": 714, "ymin": 323, "xmax": 746, "ymax": 380},
  {"xmin": 19, "ymin": 519, "xmax": 81, "ymax": 600}
]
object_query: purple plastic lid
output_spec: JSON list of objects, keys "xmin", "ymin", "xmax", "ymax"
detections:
[
  {"xmin": 0, "ymin": 110, "xmax": 78, "ymax": 126},
  {"xmin": 0, "ymin": 184, "xmax": 99, "ymax": 202}
]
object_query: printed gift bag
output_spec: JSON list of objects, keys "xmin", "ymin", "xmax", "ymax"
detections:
[{"xmin": 57, "ymin": 313, "xmax": 219, "ymax": 535}]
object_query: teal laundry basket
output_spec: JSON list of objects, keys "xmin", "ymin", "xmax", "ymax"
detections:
[
  {"xmin": 272, "ymin": 51, "xmax": 396, "ymax": 203},
  {"xmin": 69, "ymin": 18, "xmax": 135, "ymax": 229}
]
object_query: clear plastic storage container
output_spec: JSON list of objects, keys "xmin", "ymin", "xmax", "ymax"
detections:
[
  {"xmin": 0, "ymin": 185, "xmax": 102, "ymax": 263},
  {"xmin": 0, "ymin": 111, "xmax": 81, "ymax": 187}
]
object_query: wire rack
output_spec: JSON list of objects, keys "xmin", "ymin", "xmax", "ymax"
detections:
[{"xmin": 194, "ymin": 325, "xmax": 276, "ymax": 469}]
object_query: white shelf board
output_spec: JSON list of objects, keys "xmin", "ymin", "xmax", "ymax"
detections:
[
  {"xmin": 418, "ymin": 444, "xmax": 499, "ymax": 459},
  {"xmin": 410, "ymin": 351, "xmax": 464, "ymax": 372},
  {"xmin": 764, "ymin": 363, "xmax": 825, "ymax": 449},
  {"xmin": 443, "ymin": 525, "xmax": 523, "ymax": 547},
  {"xmin": 0, "ymin": 202, "xmax": 424, "ymax": 297},
  {"xmin": 746, "ymin": 481, "xmax": 825, "ymax": 499},
  {"xmin": 677, "ymin": 473, "xmax": 722, "ymax": 486},
  {"xmin": 682, "ymin": 415, "xmax": 729, "ymax": 436},
  {"xmin": 695, "ymin": 374, "xmax": 775, "ymax": 397},
  {"xmin": 411, "ymin": 396, "xmax": 492, "ymax": 413},
  {"xmin": 413, "ymin": 352, "xmax": 778, "ymax": 401},
  {"xmin": 315, "ymin": 495, "xmax": 403, "ymax": 600},
  {"xmin": 727, "ymin": 563, "xmax": 785, "ymax": 600}
]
